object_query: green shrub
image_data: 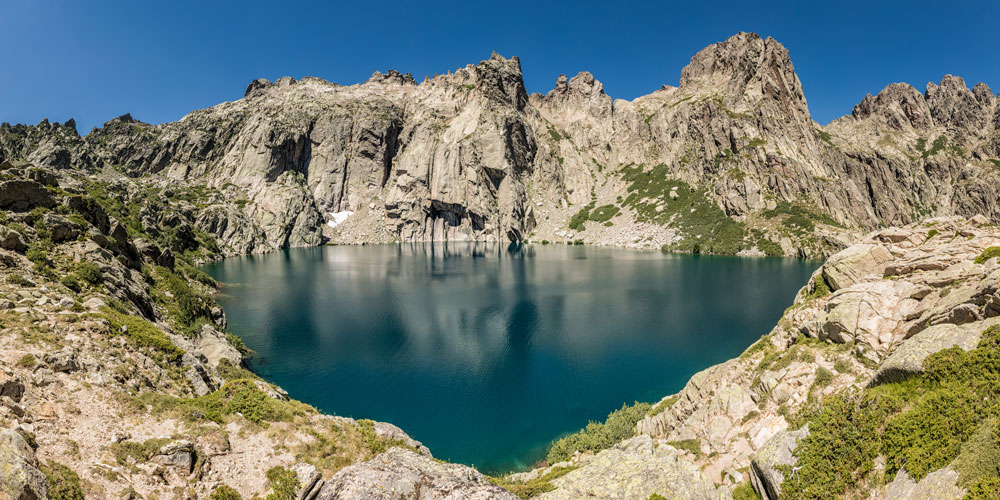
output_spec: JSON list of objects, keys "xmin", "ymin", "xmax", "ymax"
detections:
[
  {"xmin": 647, "ymin": 495, "xmax": 668, "ymax": 500},
  {"xmin": 588, "ymin": 205, "xmax": 620, "ymax": 223},
  {"xmin": 16, "ymin": 354, "xmax": 36, "ymax": 368},
  {"xmin": 833, "ymin": 359, "xmax": 852, "ymax": 374},
  {"xmin": 964, "ymin": 476, "xmax": 1000, "ymax": 500},
  {"xmin": 780, "ymin": 324, "xmax": 1000, "ymax": 499},
  {"xmin": 806, "ymin": 274, "xmax": 831, "ymax": 300},
  {"xmin": 779, "ymin": 392, "xmax": 900, "ymax": 499},
  {"xmin": 100, "ymin": 307, "xmax": 184, "ymax": 363},
  {"xmin": 547, "ymin": 126, "xmax": 562, "ymax": 142},
  {"xmin": 546, "ymin": 401, "xmax": 651, "ymax": 463},
  {"xmin": 7, "ymin": 273, "xmax": 30, "ymax": 286},
  {"xmin": 620, "ymin": 164, "xmax": 747, "ymax": 254},
  {"xmin": 756, "ymin": 238, "xmax": 783, "ymax": 256},
  {"xmin": 648, "ymin": 395, "xmax": 679, "ymax": 416},
  {"xmin": 136, "ymin": 379, "xmax": 309, "ymax": 425},
  {"xmin": 813, "ymin": 367, "xmax": 834, "ymax": 388},
  {"xmin": 568, "ymin": 202, "xmax": 595, "ymax": 231},
  {"xmin": 265, "ymin": 466, "xmax": 299, "ymax": 500},
  {"xmin": 732, "ymin": 482, "xmax": 762, "ymax": 500},
  {"xmin": 952, "ymin": 419, "xmax": 1000, "ymax": 488},
  {"xmin": 209, "ymin": 485, "xmax": 243, "ymax": 500},
  {"xmin": 356, "ymin": 418, "xmax": 414, "ymax": 457},
  {"xmin": 110, "ymin": 438, "xmax": 172, "ymax": 465},
  {"xmin": 488, "ymin": 466, "xmax": 577, "ymax": 499},
  {"xmin": 40, "ymin": 461, "xmax": 84, "ymax": 500},
  {"xmin": 665, "ymin": 438, "xmax": 702, "ymax": 456},
  {"xmin": 60, "ymin": 275, "xmax": 82, "ymax": 292},
  {"xmin": 974, "ymin": 246, "xmax": 1000, "ymax": 264},
  {"xmin": 76, "ymin": 262, "xmax": 102, "ymax": 285}
]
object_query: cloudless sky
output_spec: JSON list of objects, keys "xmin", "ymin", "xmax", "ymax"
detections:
[{"xmin": 2, "ymin": 0, "xmax": 998, "ymax": 133}]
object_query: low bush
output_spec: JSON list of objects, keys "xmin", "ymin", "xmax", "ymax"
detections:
[
  {"xmin": 265, "ymin": 466, "xmax": 299, "ymax": 500},
  {"xmin": 488, "ymin": 466, "xmax": 577, "ymax": 499},
  {"xmin": 209, "ymin": 485, "xmax": 243, "ymax": 500},
  {"xmin": 974, "ymin": 246, "xmax": 1000, "ymax": 264},
  {"xmin": 732, "ymin": 482, "xmax": 762, "ymax": 500},
  {"xmin": 137, "ymin": 379, "xmax": 310, "ymax": 425},
  {"xmin": 76, "ymin": 262, "xmax": 102, "ymax": 285},
  {"xmin": 779, "ymin": 324, "xmax": 1000, "ymax": 499},
  {"xmin": 101, "ymin": 307, "xmax": 184, "ymax": 363},
  {"xmin": 7, "ymin": 273, "xmax": 30, "ymax": 286},
  {"xmin": 110, "ymin": 438, "xmax": 173, "ymax": 465},
  {"xmin": 16, "ymin": 354, "xmax": 36, "ymax": 368},
  {"xmin": 546, "ymin": 401, "xmax": 651, "ymax": 463},
  {"xmin": 60, "ymin": 275, "xmax": 82, "ymax": 292},
  {"xmin": 40, "ymin": 461, "xmax": 84, "ymax": 500}
]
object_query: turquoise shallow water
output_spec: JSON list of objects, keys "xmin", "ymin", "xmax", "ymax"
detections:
[{"xmin": 203, "ymin": 243, "xmax": 818, "ymax": 474}]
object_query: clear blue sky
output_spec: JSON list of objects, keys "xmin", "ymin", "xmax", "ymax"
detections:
[{"xmin": 2, "ymin": 0, "xmax": 997, "ymax": 133}]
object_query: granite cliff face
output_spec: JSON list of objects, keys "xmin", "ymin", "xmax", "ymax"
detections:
[{"xmin": 2, "ymin": 32, "xmax": 998, "ymax": 257}]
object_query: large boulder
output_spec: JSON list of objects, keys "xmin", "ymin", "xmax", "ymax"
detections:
[
  {"xmin": 822, "ymin": 243, "xmax": 891, "ymax": 291},
  {"xmin": 536, "ymin": 435, "xmax": 721, "ymax": 500},
  {"xmin": 40, "ymin": 213, "xmax": 83, "ymax": 242},
  {"xmin": 0, "ymin": 430, "xmax": 48, "ymax": 500},
  {"xmin": 193, "ymin": 324, "xmax": 243, "ymax": 368},
  {"xmin": 880, "ymin": 467, "xmax": 964, "ymax": 500},
  {"xmin": 750, "ymin": 425, "xmax": 809, "ymax": 500},
  {"xmin": 315, "ymin": 447, "xmax": 517, "ymax": 500},
  {"xmin": 0, "ymin": 372, "xmax": 25, "ymax": 402},
  {"xmin": 0, "ymin": 180, "xmax": 56, "ymax": 211},
  {"xmin": 874, "ymin": 317, "xmax": 1000, "ymax": 384}
]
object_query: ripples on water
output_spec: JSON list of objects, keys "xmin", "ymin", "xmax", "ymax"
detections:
[{"xmin": 203, "ymin": 243, "xmax": 818, "ymax": 473}]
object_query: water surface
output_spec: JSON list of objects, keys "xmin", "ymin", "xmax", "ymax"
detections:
[{"xmin": 204, "ymin": 243, "xmax": 817, "ymax": 473}]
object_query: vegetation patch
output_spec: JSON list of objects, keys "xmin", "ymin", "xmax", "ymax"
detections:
[
  {"xmin": 209, "ymin": 485, "xmax": 243, "ymax": 500},
  {"xmin": 100, "ymin": 307, "xmax": 184, "ymax": 363},
  {"xmin": 546, "ymin": 401, "xmax": 652, "ymax": 463},
  {"xmin": 974, "ymin": 246, "xmax": 1000, "ymax": 264},
  {"xmin": 136, "ymin": 379, "xmax": 312, "ymax": 424},
  {"xmin": 265, "ymin": 466, "xmax": 300, "ymax": 500},
  {"xmin": 648, "ymin": 395, "xmax": 679, "ymax": 417},
  {"xmin": 619, "ymin": 164, "xmax": 746, "ymax": 254},
  {"xmin": 568, "ymin": 203, "xmax": 620, "ymax": 231},
  {"xmin": 805, "ymin": 274, "xmax": 831, "ymax": 300},
  {"xmin": 665, "ymin": 438, "xmax": 702, "ymax": 456},
  {"xmin": 40, "ymin": 461, "xmax": 85, "ymax": 500},
  {"xmin": 778, "ymin": 324, "xmax": 1000, "ymax": 499},
  {"xmin": 764, "ymin": 201, "xmax": 841, "ymax": 231},
  {"xmin": 488, "ymin": 466, "xmax": 578, "ymax": 499},
  {"xmin": 732, "ymin": 481, "xmax": 762, "ymax": 500}
]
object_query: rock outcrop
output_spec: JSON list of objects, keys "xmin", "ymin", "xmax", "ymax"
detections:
[{"xmin": 315, "ymin": 448, "xmax": 518, "ymax": 500}]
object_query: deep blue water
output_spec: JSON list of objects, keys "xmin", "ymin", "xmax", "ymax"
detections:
[{"xmin": 203, "ymin": 243, "xmax": 817, "ymax": 473}]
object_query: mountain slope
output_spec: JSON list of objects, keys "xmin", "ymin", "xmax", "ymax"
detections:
[{"xmin": 2, "ymin": 32, "xmax": 998, "ymax": 257}]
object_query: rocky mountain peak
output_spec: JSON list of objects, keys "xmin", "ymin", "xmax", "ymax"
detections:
[
  {"xmin": 679, "ymin": 31, "xmax": 809, "ymax": 122},
  {"xmin": 244, "ymin": 78, "xmax": 272, "ymax": 98},
  {"xmin": 366, "ymin": 69, "xmax": 418, "ymax": 86},
  {"xmin": 470, "ymin": 52, "xmax": 528, "ymax": 110},
  {"xmin": 926, "ymin": 74, "xmax": 994, "ymax": 140},
  {"xmin": 852, "ymin": 82, "xmax": 933, "ymax": 130},
  {"xmin": 549, "ymin": 71, "xmax": 605, "ymax": 98},
  {"xmin": 972, "ymin": 82, "xmax": 996, "ymax": 107}
]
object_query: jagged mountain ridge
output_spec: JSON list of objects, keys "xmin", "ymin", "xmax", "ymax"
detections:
[{"xmin": 2, "ymin": 32, "xmax": 998, "ymax": 257}]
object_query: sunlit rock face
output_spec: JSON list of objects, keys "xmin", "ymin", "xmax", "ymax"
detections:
[{"xmin": 2, "ymin": 32, "xmax": 999, "ymax": 257}]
